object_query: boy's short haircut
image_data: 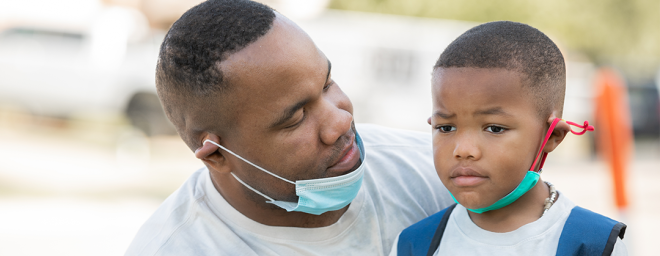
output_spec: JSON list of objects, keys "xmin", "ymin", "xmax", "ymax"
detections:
[{"xmin": 435, "ymin": 21, "xmax": 566, "ymax": 119}]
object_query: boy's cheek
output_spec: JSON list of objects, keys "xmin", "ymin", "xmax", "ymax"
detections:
[
  {"xmin": 432, "ymin": 158, "xmax": 452, "ymax": 185},
  {"xmin": 432, "ymin": 144, "xmax": 454, "ymax": 176},
  {"xmin": 432, "ymin": 139, "xmax": 461, "ymax": 191}
]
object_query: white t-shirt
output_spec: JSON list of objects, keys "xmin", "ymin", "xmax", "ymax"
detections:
[
  {"xmin": 390, "ymin": 192, "xmax": 627, "ymax": 256},
  {"xmin": 125, "ymin": 124, "xmax": 453, "ymax": 256}
]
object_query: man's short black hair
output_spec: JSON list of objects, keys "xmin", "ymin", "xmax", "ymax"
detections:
[
  {"xmin": 156, "ymin": 0, "xmax": 276, "ymax": 97},
  {"xmin": 155, "ymin": 0, "xmax": 276, "ymax": 148},
  {"xmin": 435, "ymin": 21, "xmax": 566, "ymax": 119}
]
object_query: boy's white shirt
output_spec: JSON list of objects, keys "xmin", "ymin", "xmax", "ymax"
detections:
[{"xmin": 389, "ymin": 192, "xmax": 627, "ymax": 256}]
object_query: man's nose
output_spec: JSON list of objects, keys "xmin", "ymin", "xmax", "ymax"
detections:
[
  {"xmin": 318, "ymin": 100, "xmax": 352, "ymax": 146},
  {"xmin": 453, "ymin": 132, "xmax": 482, "ymax": 160}
]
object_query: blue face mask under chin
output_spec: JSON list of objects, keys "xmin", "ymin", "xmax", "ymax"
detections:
[{"xmin": 204, "ymin": 131, "xmax": 366, "ymax": 215}]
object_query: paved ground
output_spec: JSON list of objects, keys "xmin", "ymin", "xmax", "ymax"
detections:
[{"xmin": 0, "ymin": 111, "xmax": 658, "ymax": 256}]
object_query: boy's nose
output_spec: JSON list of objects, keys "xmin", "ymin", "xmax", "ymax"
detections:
[{"xmin": 453, "ymin": 136, "xmax": 482, "ymax": 160}]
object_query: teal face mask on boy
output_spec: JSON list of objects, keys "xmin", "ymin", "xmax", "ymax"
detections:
[
  {"xmin": 203, "ymin": 131, "xmax": 366, "ymax": 215},
  {"xmin": 451, "ymin": 118, "xmax": 594, "ymax": 214},
  {"xmin": 450, "ymin": 171, "xmax": 541, "ymax": 214}
]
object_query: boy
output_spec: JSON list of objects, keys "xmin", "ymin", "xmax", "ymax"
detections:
[{"xmin": 392, "ymin": 21, "xmax": 627, "ymax": 256}]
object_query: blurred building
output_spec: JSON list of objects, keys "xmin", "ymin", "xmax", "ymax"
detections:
[{"xmin": 0, "ymin": 0, "xmax": 605, "ymax": 158}]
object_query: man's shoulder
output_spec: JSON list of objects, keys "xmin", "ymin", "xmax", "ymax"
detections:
[
  {"xmin": 395, "ymin": 205, "xmax": 456, "ymax": 256},
  {"xmin": 356, "ymin": 123, "xmax": 431, "ymax": 148},
  {"xmin": 356, "ymin": 124, "xmax": 433, "ymax": 167},
  {"xmin": 400, "ymin": 205, "xmax": 451, "ymax": 238},
  {"xmin": 357, "ymin": 124, "xmax": 452, "ymax": 228},
  {"xmin": 125, "ymin": 168, "xmax": 220, "ymax": 256}
]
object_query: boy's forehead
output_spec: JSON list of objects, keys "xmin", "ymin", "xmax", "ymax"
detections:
[
  {"xmin": 433, "ymin": 68, "xmax": 527, "ymax": 95},
  {"xmin": 431, "ymin": 67, "xmax": 534, "ymax": 116},
  {"xmin": 433, "ymin": 67, "xmax": 523, "ymax": 86}
]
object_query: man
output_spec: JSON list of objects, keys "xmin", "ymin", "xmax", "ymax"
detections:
[{"xmin": 125, "ymin": 0, "xmax": 452, "ymax": 255}]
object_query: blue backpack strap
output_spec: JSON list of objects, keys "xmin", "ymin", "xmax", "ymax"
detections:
[
  {"xmin": 556, "ymin": 206, "xmax": 627, "ymax": 256},
  {"xmin": 397, "ymin": 204, "xmax": 457, "ymax": 256},
  {"xmin": 425, "ymin": 204, "xmax": 457, "ymax": 256}
]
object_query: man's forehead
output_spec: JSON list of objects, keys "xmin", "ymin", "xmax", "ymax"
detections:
[
  {"xmin": 220, "ymin": 14, "xmax": 310, "ymax": 71},
  {"xmin": 211, "ymin": 14, "xmax": 329, "ymax": 129},
  {"xmin": 219, "ymin": 22, "xmax": 325, "ymax": 90}
]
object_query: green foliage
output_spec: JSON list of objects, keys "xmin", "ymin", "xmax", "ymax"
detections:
[{"xmin": 329, "ymin": 0, "xmax": 660, "ymax": 79}]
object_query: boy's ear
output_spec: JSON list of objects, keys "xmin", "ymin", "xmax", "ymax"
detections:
[
  {"xmin": 542, "ymin": 113, "xmax": 570, "ymax": 153},
  {"xmin": 195, "ymin": 133, "xmax": 232, "ymax": 174}
]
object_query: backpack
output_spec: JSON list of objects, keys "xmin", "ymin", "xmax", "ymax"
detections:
[{"xmin": 397, "ymin": 204, "xmax": 626, "ymax": 256}]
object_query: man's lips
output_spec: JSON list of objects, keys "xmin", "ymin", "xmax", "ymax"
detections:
[
  {"xmin": 450, "ymin": 167, "xmax": 487, "ymax": 187},
  {"xmin": 326, "ymin": 136, "xmax": 360, "ymax": 175}
]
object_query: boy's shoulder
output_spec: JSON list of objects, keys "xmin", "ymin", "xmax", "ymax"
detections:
[
  {"xmin": 397, "ymin": 204, "xmax": 457, "ymax": 256},
  {"xmin": 395, "ymin": 201, "xmax": 627, "ymax": 256},
  {"xmin": 557, "ymin": 206, "xmax": 627, "ymax": 256}
]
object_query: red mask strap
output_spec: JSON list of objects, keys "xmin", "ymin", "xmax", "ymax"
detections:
[
  {"xmin": 529, "ymin": 118, "xmax": 561, "ymax": 172},
  {"xmin": 529, "ymin": 118, "xmax": 596, "ymax": 172},
  {"xmin": 565, "ymin": 120, "xmax": 595, "ymax": 135}
]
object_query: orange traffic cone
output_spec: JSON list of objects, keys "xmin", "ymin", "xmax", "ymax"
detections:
[{"xmin": 594, "ymin": 68, "xmax": 632, "ymax": 210}]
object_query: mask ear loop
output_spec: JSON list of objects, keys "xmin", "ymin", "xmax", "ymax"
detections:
[
  {"xmin": 564, "ymin": 120, "xmax": 595, "ymax": 135},
  {"xmin": 529, "ymin": 118, "xmax": 596, "ymax": 173},
  {"xmin": 529, "ymin": 118, "xmax": 561, "ymax": 173},
  {"xmin": 203, "ymin": 140, "xmax": 296, "ymax": 185}
]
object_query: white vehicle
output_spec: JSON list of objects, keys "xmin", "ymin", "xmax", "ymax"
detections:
[{"xmin": 0, "ymin": 4, "xmax": 174, "ymax": 136}]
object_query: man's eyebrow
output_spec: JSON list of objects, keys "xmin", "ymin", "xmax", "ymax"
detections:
[
  {"xmin": 474, "ymin": 107, "xmax": 511, "ymax": 116},
  {"xmin": 433, "ymin": 111, "xmax": 455, "ymax": 119},
  {"xmin": 270, "ymin": 99, "xmax": 310, "ymax": 129},
  {"xmin": 270, "ymin": 60, "xmax": 331, "ymax": 129}
]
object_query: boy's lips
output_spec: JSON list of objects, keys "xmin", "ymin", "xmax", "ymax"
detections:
[
  {"xmin": 450, "ymin": 167, "xmax": 488, "ymax": 187},
  {"xmin": 326, "ymin": 137, "xmax": 360, "ymax": 176}
]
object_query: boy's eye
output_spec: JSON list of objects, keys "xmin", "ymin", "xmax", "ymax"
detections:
[
  {"xmin": 485, "ymin": 125, "xmax": 506, "ymax": 133},
  {"xmin": 437, "ymin": 125, "xmax": 456, "ymax": 133}
]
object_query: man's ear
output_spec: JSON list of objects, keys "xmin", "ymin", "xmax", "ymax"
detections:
[
  {"xmin": 542, "ymin": 113, "xmax": 570, "ymax": 153},
  {"xmin": 195, "ymin": 133, "xmax": 232, "ymax": 174}
]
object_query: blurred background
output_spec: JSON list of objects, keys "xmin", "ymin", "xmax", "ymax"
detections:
[{"xmin": 0, "ymin": 0, "xmax": 658, "ymax": 255}]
